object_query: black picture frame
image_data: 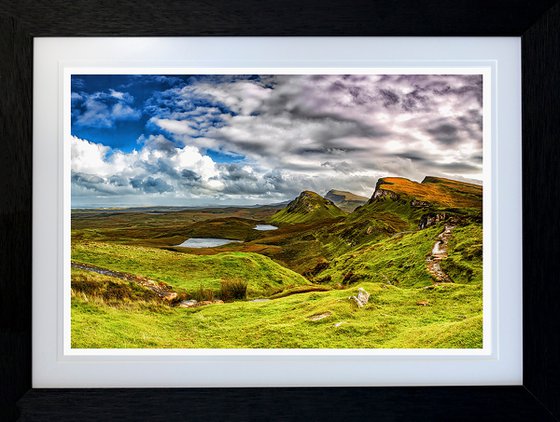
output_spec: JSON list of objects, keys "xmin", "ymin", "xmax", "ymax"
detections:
[{"xmin": 1, "ymin": 1, "xmax": 559, "ymax": 420}]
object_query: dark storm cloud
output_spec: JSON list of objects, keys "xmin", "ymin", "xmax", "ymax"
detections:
[
  {"xmin": 108, "ymin": 175, "xmax": 129, "ymax": 187},
  {"xmin": 141, "ymin": 160, "xmax": 178, "ymax": 180},
  {"xmin": 425, "ymin": 112, "xmax": 482, "ymax": 148},
  {"xmin": 72, "ymin": 172, "xmax": 128, "ymax": 195},
  {"xmin": 379, "ymin": 89, "xmax": 400, "ymax": 107},
  {"xmin": 130, "ymin": 176, "xmax": 174, "ymax": 193},
  {"xmin": 401, "ymin": 88, "xmax": 430, "ymax": 112},
  {"xmin": 219, "ymin": 164, "xmax": 258, "ymax": 182},
  {"xmin": 426, "ymin": 123, "xmax": 461, "ymax": 146},
  {"xmin": 72, "ymin": 173, "xmax": 104, "ymax": 191},
  {"xmin": 180, "ymin": 169, "xmax": 201, "ymax": 181},
  {"xmin": 309, "ymin": 118, "xmax": 389, "ymax": 142},
  {"xmin": 396, "ymin": 151, "xmax": 432, "ymax": 162}
]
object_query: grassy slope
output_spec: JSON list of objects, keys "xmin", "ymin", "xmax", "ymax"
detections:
[
  {"xmin": 72, "ymin": 268, "xmax": 164, "ymax": 304},
  {"xmin": 317, "ymin": 222, "xmax": 483, "ymax": 287},
  {"xmin": 317, "ymin": 226, "xmax": 440, "ymax": 286},
  {"xmin": 71, "ymin": 280, "xmax": 482, "ymax": 349},
  {"xmin": 270, "ymin": 191, "xmax": 345, "ymax": 224},
  {"xmin": 309, "ymin": 199, "xmax": 418, "ymax": 263},
  {"xmin": 72, "ymin": 241, "xmax": 309, "ymax": 297},
  {"xmin": 440, "ymin": 224, "xmax": 483, "ymax": 284}
]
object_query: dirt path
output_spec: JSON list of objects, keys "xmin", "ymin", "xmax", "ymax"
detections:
[
  {"xmin": 71, "ymin": 262, "xmax": 178, "ymax": 300},
  {"xmin": 426, "ymin": 225, "xmax": 455, "ymax": 283}
]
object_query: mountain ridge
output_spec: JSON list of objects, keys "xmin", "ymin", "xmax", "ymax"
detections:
[{"xmin": 368, "ymin": 176, "xmax": 482, "ymax": 209}]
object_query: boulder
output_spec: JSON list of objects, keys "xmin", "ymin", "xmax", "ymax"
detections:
[
  {"xmin": 308, "ymin": 311, "xmax": 332, "ymax": 321},
  {"xmin": 179, "ymin": 299, "xmax": 198, "ymax": 308},
  {"xmin": 163, "ymin": 292, "xmax": 178, "ymax": 301},
  {"xmin": 349, "ymin": 288, "xmax": 370, "ymax": 307}
]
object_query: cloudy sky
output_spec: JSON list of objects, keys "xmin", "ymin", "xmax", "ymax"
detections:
[{"xmin": 71, "ymin": 74, "xmax": 483, "ymax": 208}]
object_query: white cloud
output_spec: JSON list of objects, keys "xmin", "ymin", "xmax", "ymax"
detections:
[
  {"xmin": 71, "ymin": 136, "xmax": 113, "ymax": 176},
  {"xmin": 73, "ymin": 89, "xmax": 141, "ymax": 128},
  {"xmin": 111, "ymin": 102, "xmax": 141, "ymax": 120},
  {"xmin": 150, "ymin": 118, "xmax": 199, "ymax": 136},
  {"xmin": 184, "ymin": 79, "xmax": 273, "ymax": 115}
]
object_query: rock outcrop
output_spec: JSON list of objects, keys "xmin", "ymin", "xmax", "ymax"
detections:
[
  {"xmin": 419, "ymin": 213, "xmax": 448, "ymax": 229},
  {"xmin": 349, "ymin": 287, "xmax": 370, "ymax": 307}
]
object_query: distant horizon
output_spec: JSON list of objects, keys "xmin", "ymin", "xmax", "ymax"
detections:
[
  {"xmin": 71, "ymin": 74, "xmax": 483, "ymax": 208},
  {"xmin": 70, "ymin": 174, "xmax": 482, "ymax": 210}
]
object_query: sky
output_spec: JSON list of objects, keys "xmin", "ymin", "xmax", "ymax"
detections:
[{"xmin": 71, "ymin": 74, "xmax": 483, "ymax": 208}]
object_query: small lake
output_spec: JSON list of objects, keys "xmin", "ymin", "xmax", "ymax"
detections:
[
  {"xmin": 254, "ymin": 224, "xmax": 278, "ymax": 231},
  {"xmin": 176, "ymin": 238, "xmax": 242, "ymax": 248}
]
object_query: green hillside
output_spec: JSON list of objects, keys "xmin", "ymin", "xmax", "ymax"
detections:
[
  {"xmin": 315, "ymin": 222, "xmax": 482, "ymax": 288},
  {"xmin": 270, "ymin": 191, "xmax": 346, "ymax": 224},
  {"xmin": 72, "ymin": 241, "xmax": 309, "ymax": 298}
]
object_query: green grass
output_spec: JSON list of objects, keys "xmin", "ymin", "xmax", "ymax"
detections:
[
  {"xmin": 317, "ymin": 226, "xmax": 440, "ymax": 287},
  {"xmin": 71, "ymin": 268, "xmax": 164, "ymax": 304},
  {"xmin": 270, "ymin": 191, "xmax": 345, "ymax": 224},
  {"xmin": 270, "ymin": 207, "xmax": 344, "ymax": 224},
  {"xmin": 316, "ymin": 222, "xmax": 482, "ymax": 288},
  {"xmin": 72, "ymin": 241, "xmax": 309, "ymax": 298},
  {"xmin": 440, "ymin": 224, "xmax": 483, "ymax": 284},
  {"xmin": 71, "ymin": 280, "xmax": 482, "ymax": 349},
  {"xmin": 69, "ymin": 179, "xmax": 483, "ymax": 349}
]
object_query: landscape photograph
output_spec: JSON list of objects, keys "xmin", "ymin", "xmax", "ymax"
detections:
[{"xmin": 70, "ymin": 73, "xmax": 484, "ymax": 349}]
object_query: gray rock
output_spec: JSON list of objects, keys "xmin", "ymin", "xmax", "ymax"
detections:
[
  {"xmin": 179, "ymin": 299, "xmax": 198, "ymax": 308},
  {"xmin": 308, "ymin": 311, "xmax": 332, "ymax": 321},
  {"xmin": 349, "ymin": 288, "xmax": 370, "ymax": 307}
]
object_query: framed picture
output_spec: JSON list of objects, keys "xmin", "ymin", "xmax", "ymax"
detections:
[
  {"xmin": 2, "ymin": 1, "xmax": 559, "ymax": 421},
  {"xmin": 34, "ymin": 38, "xmax": 516, "ymax": 388}
]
